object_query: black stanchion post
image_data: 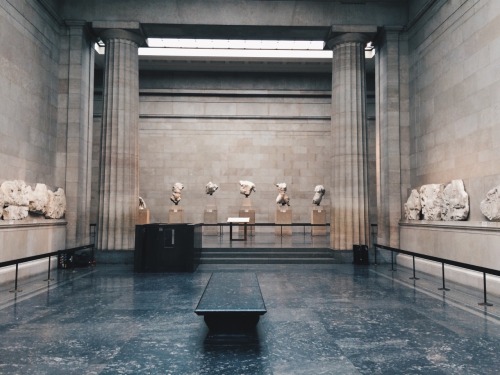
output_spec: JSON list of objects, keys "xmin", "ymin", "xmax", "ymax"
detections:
[
  {"xmin": 390, "ymin": 250, "xmax": 396, "ymax": 272},
  {"xmin": 438, "ymin": 263, "xmax": 450, "ymax": 291},
  {"xmin": 9, "ymin": 263, "xmax": 22, "ymax": 293},
  {"xmin": 44, "ymin": 255, "xmax": 54, "ymax": 282},
  {"xmin": 478, "ymin": 272, "xmax": 493, "ymax": 307},
  {"xmin": 409, "ymin": 256, "xmax": 420, "ymax": 280}
]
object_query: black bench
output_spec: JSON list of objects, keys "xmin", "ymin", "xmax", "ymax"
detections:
[{"xmin": 195, "ymin": 272, "xmax": 267, "ymax": 332}]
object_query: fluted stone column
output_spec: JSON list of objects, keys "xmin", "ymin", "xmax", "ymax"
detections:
[
  {"xmin": 58, "ymin": 21, "xmax": 94, "ymax": 247},
  {"xmin": 375, "ymin": 27, "xmax": 407, "ymax": 248},
  {"xmin": 97, "ymin": 29, "xmax": 143, "ymax": 251},
  {"xmin": 326, "ymin": 28, "xmax": 375, "ymax": 250}
]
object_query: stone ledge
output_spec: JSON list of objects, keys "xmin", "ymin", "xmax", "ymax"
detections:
[
  {"xmin": 0, "ymin": 219, "xmax": 67, "ymax": 229},
  {"xmin": 399, "ymin": 220, "xmax": 500, "ymax": 232}
]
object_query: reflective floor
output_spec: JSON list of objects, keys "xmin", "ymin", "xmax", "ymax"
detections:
[{"xmin": 0, "ymin": 262, "xmax": 499, "ymax": 374}]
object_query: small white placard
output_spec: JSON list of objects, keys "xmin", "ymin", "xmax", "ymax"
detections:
[{"xmin": 227, "ymin": 217, "xmax": 250, "ymax": 223}]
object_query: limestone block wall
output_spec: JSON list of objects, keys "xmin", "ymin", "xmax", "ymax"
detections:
[
  {"xmin": 401, "ymin": 0, "xmax": 500, "ymax": 290},
  {"xmin": 0, "ymin": 0, "xmax": 61, "ymax": 184},
  {"xmin": 407, "ymin": 0, "xmax": 500, "ymax": 221},
  {"xmin": 139, "ymin": 93, "xmax": 331, "ymax": 229},
  {"xmin": 93, "ymin": 71, "xmax": 333, "ymax": 231},
  {"xmin": 0, "ymin": 0, "xmax": 69, "ymax": 282}
]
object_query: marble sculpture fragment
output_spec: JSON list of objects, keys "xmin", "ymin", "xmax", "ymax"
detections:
[
  {"xmin": 170, "ymin": 182, "xmax": 184, "ymax": 205},
  {"xmin": 312, "ymin": 185, "xmax": 325, "ymax": 206},
  {"xmin": 239, "ymin": 180, "xmax": 256, "ymax": 197},
  {"xmin": 441, "ymin": 179, "xmax": 469, "ymax": 221},
  {"xmin": 419, "ymin": 184, "xmax": 445, "ymax": 221},
  {"xmin": 480, "ymin": 185, "xmax": 500, "ymax": 221},
  {"xmin": 205, "ymin": 182, "xmax": 219, "ymax": 195},
  {"xmin": 404, "ymin": 189, "xmax": 421, "ymax": 220},
  {"xmin": 275, "ymin": 182, "xmax": 290, "ymax": 206}
]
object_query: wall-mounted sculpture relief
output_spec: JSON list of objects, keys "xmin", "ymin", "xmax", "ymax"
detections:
[
  {"xmin": 404, "ymin": 180, "xmax": 469, "ymax": 221},
  {"xmin": 480, "ymin": 185, "xmax": 500, "ymax": 221},
  {"xmin": 205, "ymin": 182, "xmax": 219, "ymax": 196},
  {"xmin": 1, "ymin": 180, "xmax": 30, "ymax": 207},
  {"xmin": 441, "ymin": 179, "xmax": 469, "ymax": 221},
  {"xmin": 239, "ymin": 180, "xmax": 256, "ymax": 197},
  {"xmin": 275, "ymin": 182, "xmax": 290, "ymax": 206},
  {"xmin": 420, "ymin": 184, "xmax": 445, "ymax": 220},
  {"xmin": 312, "ymin": 185, "xmax": 325, "ymax": 206},
  {"xmin": 45, "ymin": 188, "xmax": 67, "ymax": 219},
  {"xmin": 170, "ymin": 182, "xmax": 184, "ymax": 205},
  {"xmin": 404, "ymin": 189, "xmax": 421, "ymax": 220},
  {"xmin": 0, "ymin": 180, "xmax": 66, "ymax": 220}
]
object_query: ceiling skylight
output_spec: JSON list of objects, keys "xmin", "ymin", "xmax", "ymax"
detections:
[
  {"xmin": 95, "ymin": 38, "xmax": 375, "ymax": 59},
  {"xmin": 140, "ymin": 38, "xmax": 333, "ymax": 59}
]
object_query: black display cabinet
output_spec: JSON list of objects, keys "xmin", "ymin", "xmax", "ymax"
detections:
[{"xmin": 134, "ymin": 224, "xmax": 201, "ymax": 272}]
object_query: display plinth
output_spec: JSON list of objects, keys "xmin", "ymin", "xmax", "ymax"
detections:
[
  {"xmin": 137, "ymin": 209, "xmax": 150, "ymax": 225},
  {"xmin": 204, "ymin": 204, "xmax": 218, "ymax": 236},
  {"xmin": 311, "ymin": 207, "xmax": 327, "ymax": 235},
  {"xmin": 168, "ymin": 207, "xmax": 184, "ymax": 224},
  {"xmin": 239, "ymin": 198, "xmax": 255, "ymax": 236},
  {"xmin": 275, "ymin": 207, "xmax": 292, "ymax": 235}
]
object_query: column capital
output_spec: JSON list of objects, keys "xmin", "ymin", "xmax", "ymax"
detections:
[
  {"xmin": 373, "ymin": 25, "xmax": 405, "ymax": 47},
  {"xmin": 92, "ymin": 21, "xmax": 146, "ymax": 47},
  {"xmin": 324, "ymin": 25, "xmax": 378, "ymax": 50}
]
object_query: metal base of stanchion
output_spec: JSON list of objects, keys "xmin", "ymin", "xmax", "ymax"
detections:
[{"xmin": 478, "ymin": 302, "xmax": 493, "ymax": 307}]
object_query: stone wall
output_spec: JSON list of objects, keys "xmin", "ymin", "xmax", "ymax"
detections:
[
  {"xmin": 94, "ymin": 71, "xmax": 333, "ymax": 230},
  {"xmin": 0, "ymin": 0, "xmax": 68, "ymax": 282},
  {"xmin": 0, "ymin": 0, "xmax": 61, "ymax": 185},
  {"xmin": 401, "ymin": 0, "xmax": 500, "ymax": 291},
  {"xmin": 407, "ymin": 0, "xmax": 500, "ymax": 221}
]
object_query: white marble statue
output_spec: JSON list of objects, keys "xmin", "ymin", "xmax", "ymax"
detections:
[
  {"xmin": 205, "ymin": 181, "xmax": 219, "ymax": 195},
  {"xmin": 312, "ymin": 185, "xmax": 325, "ymax": 206},
  {"xmin": 442, "ymin": 179, "xmax": 469, "ymax": 221},
  {"xmin": 239, "ymin": 180, "xmax": 256, "ymax": 198},
  {"xmin": 275, "ymin": 182, "xmax": 290, "ymax": 206},
  {"xmin": 404, "ymin": 189, "xmax": 421, "ymax": 220},
  {"xmin": 170, "ymin": 182, "xmax": 184, "ymax": 205},
  {"xmin": 480, "ymin": 185, "xmax": 500, "ymax": 221}
]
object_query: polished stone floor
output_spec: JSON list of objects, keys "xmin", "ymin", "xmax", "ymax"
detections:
[{"xmin": 0, "ymin": 262, "xmax": 499, "ymax": 374}]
